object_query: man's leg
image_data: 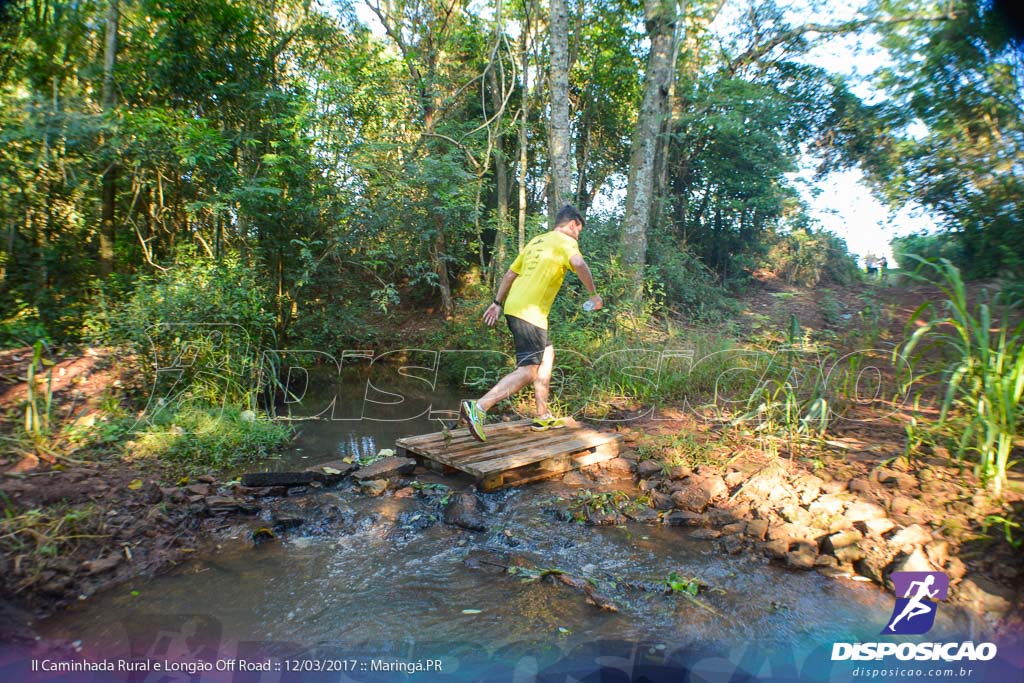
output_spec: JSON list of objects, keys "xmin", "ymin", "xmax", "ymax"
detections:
[
  {"xmin": 533, "ymin": 344, "xmax": 555, "ymax": 417},
  {"xmin": 478, "ymin": 364, "xmax": 538, "ymax": 412}
]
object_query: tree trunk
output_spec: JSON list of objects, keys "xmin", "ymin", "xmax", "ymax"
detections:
[
  {"xmin": 546, "ymin": 0, "xmax": 572, "ymax": 221},
  {"xmin": 432, "ymin": 219, "xmax": 454, "ymax": 318},
  {"xmin": 517, "ymin": 11, "xmax": 531, "ymax": 251},
  {"xmin": 621, "ymin": 0, "xmax": 679, "ymax": 301},
  {"xmin": 98, "ymin": 0, "xmax": 119, "ymax": 277},
  {"xmin": 490, "ymin": 69, "xmax": 510, "ymax": 284}
]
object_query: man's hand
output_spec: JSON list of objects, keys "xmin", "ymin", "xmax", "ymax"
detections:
[
  {"xmin": 483, "ymin": 303, "xmax": 503, "ymax": 326},
  {"xmin": 587, "ymin": 294, "xmax": 603, "ymax": 311}
]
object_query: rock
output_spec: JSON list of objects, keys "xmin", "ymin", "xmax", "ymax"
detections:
[
  {"xmin": 393, "ymin": 486, "xmax": 415, "ymax": 499},
  {"xmin": 286, "ymin": 485, "xmax": 310, "ymax": 497},
  {"xmin": 443, "ymin": 492, "xmax": 488, "ymax": 532},
  {"xmin": 877, "ymin": 468, "xmax": 917, "ymax": 489},
  {"xmin": 849, "ymin": 478, "xmax": 875, "ymax": 495},
  {"xmin": 637, "ymin": 460, "xmax": 663, "ymax": 477},
  {"xmin": 663, "ymin": 510, "xmax": 703, "ymax": 527},
  {"xmin": 359, "ymin": 479, "xmax": 388, "ymax": 496},
  {"xmin": 820, "ymin": 480, "xmax": 847, "ymax": 495},
  {"xmin": 669, "ymin": 465, "xmax": 692, "ymax": 479},
  {"xmin": 814, "ymin": 554, "xmax": 838, "ymax": 568},
  {"xmin": 561, "ymin": 471, "xmax": 593, "ymax": 487},
  {"xmin": 724, "ymin": 470, "xmax": 745, "ymax": 488},
  {"xmin": 737, "ymin": 521, "xmax": 765, "ymax": 543},
  {"xmin": 890, "ymin": 495, "xmax": 916, "ymax": 515},
  {"xmin": 823, "ymin": 529, "xmax": 863, "ymax": 554},
  {"xmin": 793, "ymin": 474, "xmax": 824, "ymax": 505},
  {"xmin": 888, "ymin": 547, "xmax": 936, "ymax": 577},
  {"xmin": 196, "ymin": 474, "xmax": 217, "ymax": 484},
  {"xmin": 786, "ymin": 543, "xmax": 817, "ymax": 570},
  {"xmin": 308, "ymin": 460, "xmax": 356, "ymax": 485},
  {"xmin": 721, "ymin": 521, "xmax": 746, "ymax": 535},
  {"xmin": 604, "ymin": 458, "xmax": 633, "ymax": 474},
  {"xmin": 272, "ymin": 509, "xmax": 307, "ymax": 531},
  {"xmin": 241, "ymin": 471, "xmax": 317, "ymax": 488},
  {"xmin": 353, "ymin": 456, "xmax": 417, "ymax": 481},
  {"xmin": 809, "ymin": 494, "xmax": 848, "ymax": 517},
  {"xmin": 690, "ymin": 528, "xmax": 721, "ymax": 540},
  {"xmin": 889, "ymin": 524, "xmax": 932, "ymax": 548},
  {"xmin": 81, "ymin": 555, "xmax": 122, "ymax": 575},
  {"xmin": 205, "ymin": 496, "xmax": 258, "ymax": 515},
  {"xmin": 844, "ymin": 501, "xmax": 887, "ymax": 523},
  {"xmin": 925, "ymin": 540, "xmax": 949, "ymax": 568},
  {"xmin": 186, "ymin": 483, "xmax": 212, "ymax": 497},
  {"xmin": 762, "ymin": 539, "xmax": 790, "ymax": 559},
  {"xmin": 624, "ymin": 506, "xmax": 661, "ymax": 524},
  {"xmin": 833, "ymin": 545, "xmax": 866, "ymax": 564},
  {"xmin": 957, "ymin": 578, "xmax": 1014, "ymax": 617},
  {"xmin": 722, "ymin": 534, "xmax": 745, "ymax": 555},
  {"xmin": 671, "ymin": 485, "xmax": 711, "ymax": 513},
  {"xmin": 945, "ymin": 557, "xmax": 967, "ymax": 583},
  {"xmin": 859, "ymin": 517, "xmax": 896, "ymax": 537},
  {"xmin": 649, "ymin": 491, "xmax": 674, "ymax": 510},
  {"xmin": 638, "ymin": 478, "xmax": 661, "ymax": 492},
  {"xmin": 855, "ymin": 556, "xmax": 886, "ymax": 584}
]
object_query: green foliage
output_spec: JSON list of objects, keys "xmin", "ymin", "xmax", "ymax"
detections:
[
  {"xmin": 891, "ymin": 232, "xmax": 965, "ymax": 271},
  {"xmin": 899, "ymin": 257, "xmax": 1024, "ymax": 495},
  {"xmin": 130, "ymin": 405, "xmax": 292, "ymax": 472},
  {"xmin": 94, "ymin": 249, "xmax": 275, "ymax": 407},
  {"xmin": 766, "ymin": 227, "xmax": 861, "ymax": 287}
]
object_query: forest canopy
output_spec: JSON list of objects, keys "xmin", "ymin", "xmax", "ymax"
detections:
[{"xmin": 0, "ymin": 0, "xmax": 1021, "ymax": 347}]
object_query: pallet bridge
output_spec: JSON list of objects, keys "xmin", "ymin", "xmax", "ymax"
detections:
[{"xmin": 395, "ymin": 418, "xmax": 623, "ymax": 491}]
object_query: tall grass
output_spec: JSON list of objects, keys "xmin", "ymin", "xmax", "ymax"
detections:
[{"xmin": 899, "ymin": 257, "xmax": 1024, "ymax": 496}]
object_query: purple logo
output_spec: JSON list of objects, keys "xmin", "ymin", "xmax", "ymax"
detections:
[{"xmin": 882, "ymin": 571, "xmax": 949, "ymax": 635}]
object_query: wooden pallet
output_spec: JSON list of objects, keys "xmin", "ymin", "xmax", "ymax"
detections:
[{"xmin": 395, "ymin": 418, "xmax": 623, "ymax": 491}]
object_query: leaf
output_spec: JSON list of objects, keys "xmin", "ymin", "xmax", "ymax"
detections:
[
  {"xmin": 127, "ymin": 479, "xmax": 143, "ymax": 491},
  {"xmin": 461, "ymin": 609, "xmax": 482, "ymax": 614},
  {"xmin": 322, "ymin": 466, "xmax": 342, "ymax": 475}
]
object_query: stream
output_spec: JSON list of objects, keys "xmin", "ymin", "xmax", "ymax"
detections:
[{"xmin": 34, "ymin": 373, "xmax": 1000, "ymax": 681}]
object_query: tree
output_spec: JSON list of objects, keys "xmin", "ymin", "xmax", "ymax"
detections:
[{"xmin": 547, "ymin": 0, "xmax": 573, "ymax": 218}]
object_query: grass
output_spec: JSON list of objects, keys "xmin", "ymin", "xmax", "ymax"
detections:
[
  {"xmin": 899, "ymin": 257, "xmax": 1024, "ymax": 496},
  {"xmin": 0, "ymin": 502, "xmax": 107, "ymax": 590},
  {"xmin": 127, "ymin": 405, "xmax": 293, "ymax": 473}
]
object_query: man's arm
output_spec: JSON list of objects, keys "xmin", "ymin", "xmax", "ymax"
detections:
[
  {"xmin": 570, "ymin": 254, "xmax": 603, "ymax": 310},
  {"xmin": 483, "ymin": 269, "xmax": 518, "ymax": 326}
]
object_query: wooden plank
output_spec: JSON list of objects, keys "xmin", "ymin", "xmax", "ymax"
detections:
[
  {"xmin": 396, "ymin": 419, "xmax": 533, "ymax": 448},
  {"xmin": 481, "ymin": 441, "xmax": 620, "ymax": 491},
  {"xmin": 415, "ymin": 428, "xmax": 557, "ymax": 460},
  {"xmin": 464, "ymin": 433, "xmax": 622, "ymax": 477},
  {"xmin": 421, "ymin": 428, "xmax": 610, "ymax": 471}
]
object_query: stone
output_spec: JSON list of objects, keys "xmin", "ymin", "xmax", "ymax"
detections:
[
  {"xmin": 671, "ymin": 485, "xmax": 711, "ymax": 513},
  {"xmin": 854, "ymin": 556, "xmax": 886, "ymax": 584},
  {"xmin": 561, "ymin": 471, "xmax": 593, "ymax": 487},
  {"xmin": 706, "ymin": 506, "xmax": 735, "ymax": 526},
  {"xmin": 844, "ymin": 501, "xmax": 887, "ymax": 522},
  {"xmin": 604, "ymin": 458, "xmax": 633, "ymax": 474},
  {"xmin": 698, "ymin": 475, "xmax": 729, "ymax": 501},
  {"xmin": 690, "ymin": 528, "xmax": 721, "ymax": 540},
  {"xmin": 820, "ymin": 480, "xmax": 847, "ymax": 495},
  {"xmin": 786, "ymin": 544, "xmax": 817, "ymax": 570},
  {"xmin": 205, "ymin": 496, "xmax": 258, "ymax": 515},
  {"xmin": 637, "ymin": 460, "xmax": 663, "ymax": 477},
  {"xmin": 663, "ymin": 510, "xmax": 703, "ymax": 527},
  {"xmin": 924, "ymin": 540, "xmax": 949, "ymax": 568},
  {"xmin": 638, "ymin": 478, "xmax": 661, "ymax": 492},
  {"xmin": 308, "ymin": 460, "xmax": 356, "ymax": 485},
  {"xmin": 721, "ymin": 522, "xmax": 746, "ymax": 535},
  {"xmin": 746, "ymin": 519, "xmax": 769, "ymax": 541},
  {"xmin": 444, "ymin": 492, "xmax": 488, "ymax": 532},
  {"xmin": 889, "ymin": 524, "xmax": 932, "ymax": 548},
  {"xmin": 669, "ymin": 465, "xmax": 693, "ymax": 479},
  {"xmin": 359, "ymin": 479, "xmax": 388, "ymax": 496},
  {"xmin": 823, "ymin": 529, "xmax": 863, "ymax": 554},
  {"xmin": 814, "ymin": 554, "xmax": 838, "ymax": 568},
  {"xmin": 624, "ymin": 506, "xmax": 661, "ymax": 524},
  {"xmin": 353, "ymin": 456, "xmax": 417, "ymax": 481},
  {"xmin": 957, "ymin": 578, "xmax": 1014, "ymax": 617},
  {"xmin": 809, "ymin": 494, "xmax": 848, "ymax": 517},
  {"xmin": 722, "ymin": 534, "xmax": 745, "ymax": 554},
  {"xmin": 393, "ymin": 486, "xmax": 415, "ymax": 499},
  {"xmin": 833, "ymin": 545, "xmax": 866, "ymax": 564},
  {"xmin": 186, "ymin": 483, "xmax": 212, "ymax": 496},
  {"xmin": 890, "ymin": 495, "xmax": 916, "ymax": 515},
  {"xmin": 888, "ymin": 548, "xmax": 936, "ymax": 577},
  {"xmin": 649, "ymin": 491, "xmax": 674, "ymax": 510},
  {"xmin": 762, "ymin": 539, "xmax": 790, "ymax": 559},
  {"xmin": 945, "ymin": 557, "xmax": 967, "ymax": 583},
  {"xmin": 81, "ymin": 555, "xmax": 122, "ymax": 575},
  {"xmin": 859, "ymin": 517, "xmax": 896, "ymax": 537},
  {"xmin": 724, "ymin": 470, "xmax": 745, "ymax": 488}
]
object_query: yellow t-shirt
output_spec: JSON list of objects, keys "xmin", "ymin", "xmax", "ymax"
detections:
[{"xmin": 504, "ymin": 231, "xmax": 581, "ymax": 329}]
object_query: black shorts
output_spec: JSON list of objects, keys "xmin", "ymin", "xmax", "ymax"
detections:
[{"xmin": 506, "ymin": 315, "xmax": 550, "ymax": 367}]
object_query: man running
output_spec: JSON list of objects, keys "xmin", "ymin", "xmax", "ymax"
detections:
[
  {"xmin": 887, "ymin": 574, "xmax": 939, "ymax": 632},
  {"xmin": 459, "ymin": 205, "xmax": 602, "ymax": 441}
]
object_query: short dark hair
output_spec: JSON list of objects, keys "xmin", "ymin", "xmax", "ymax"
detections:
[{"xmin": 554, "ymin": 205, "xmax": 584, "ymax": 229}]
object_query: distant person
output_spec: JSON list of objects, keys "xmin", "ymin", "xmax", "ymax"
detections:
[
  {"xmin": 878, "ymin": 256, "xmax": 888, "ymax": 280},
  {"xmin": 865, "ymin": 255, "xmax": 878, "ymax": 277},
  {"xmin": 459, "ymin": 205, "xmax": 602, "ymax": 441}
]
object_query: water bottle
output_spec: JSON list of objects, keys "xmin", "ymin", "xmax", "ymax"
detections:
[{"xmin": 582, "ymin": 300, "xmax": 596, "ymax": 312}]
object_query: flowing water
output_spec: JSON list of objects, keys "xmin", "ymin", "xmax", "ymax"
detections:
[{"xmin": 34, "ymin": 373, "xmax": 996, "ymax": 680}]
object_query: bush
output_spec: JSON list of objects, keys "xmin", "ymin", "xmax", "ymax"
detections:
[
  {"xmin": 766, "ymin": 228, "xmax": 860, "ymax": 287},
  {"xmin": 91, "ymin": 248, "xmax": 275, "ymax": 408}
]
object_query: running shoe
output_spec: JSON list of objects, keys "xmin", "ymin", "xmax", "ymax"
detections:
[
  {"xmin": 530, "ymin": 414, "xmax": 566, "ymax": 432},
  {"xmin": 460, "ymin": 400, "xmax": 487, "ymax": 442}
]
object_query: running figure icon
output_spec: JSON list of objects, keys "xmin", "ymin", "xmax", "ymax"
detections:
[
  {"xmin": 887, "ymin": 575, "xmax": 938, "ymax": 631},
  {"xmin": 882, "ymin": 571, "xmax": 949, "ymax": 635}
]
